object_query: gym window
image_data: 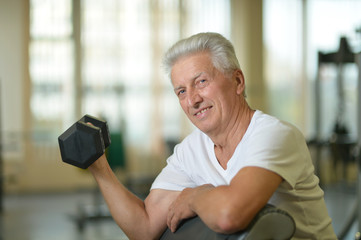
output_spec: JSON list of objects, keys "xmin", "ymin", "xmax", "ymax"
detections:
[{"xmin": 29, "ymin": 0, "xmax": 231, "ymax": 147}]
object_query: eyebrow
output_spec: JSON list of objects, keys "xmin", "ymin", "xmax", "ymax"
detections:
[{"xmin": 173, "ymin": 72, "xmax": 204, "ymax": 92}]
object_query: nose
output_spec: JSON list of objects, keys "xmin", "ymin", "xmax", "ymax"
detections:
[{"xmin": 187, "ymin": 89, "xmax": 202, "ymax": 108}]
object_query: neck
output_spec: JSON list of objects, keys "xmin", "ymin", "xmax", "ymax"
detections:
[{"xmin": 211, "ymin": 102, "xmax": 255, "ymax": 169}]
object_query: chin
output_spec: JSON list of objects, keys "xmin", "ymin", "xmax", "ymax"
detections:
[
  {"xmin": 191, "ymin": 118, "xmax": 215, "ymax": 134},
  {"xmin": 195, "ymin": 124, "xmax": 213, "ymax": 134}
]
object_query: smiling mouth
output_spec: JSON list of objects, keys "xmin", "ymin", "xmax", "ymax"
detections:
[{"xmin": 194, "ymin": 107, "xmax": 212, "ymax": 116}]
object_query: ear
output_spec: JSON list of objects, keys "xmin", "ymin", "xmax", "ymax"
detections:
[{"xmin": 234, "ymin": 69, "xmax": 245, "ymax": 96}]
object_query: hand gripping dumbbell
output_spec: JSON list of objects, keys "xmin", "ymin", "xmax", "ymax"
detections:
[{"xmin": 58, "ymin": 115, "xmax": 111, "ymax": 169}]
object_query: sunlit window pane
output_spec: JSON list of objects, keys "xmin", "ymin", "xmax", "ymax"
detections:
[
  {"xmin": 30, "ymin": 41, "xmax": 73, "ymax": 84},
  {"xmin": 183, "ymin": 0, "xmax": 230, "ymax": 38},
  {"xmin": 29, "ymin": 0, "xmax": 74, "ymax": 131},
  {"xmin": 263, "ymin": 0, "xmax": 303, "ymax": 129},
  {"xmin": 30, "ymin": 0, "xmax": 72, "ymax": 38},
  {"xmin": 81, "ymin": 0, "xmax": 152, "ymax": 145}
]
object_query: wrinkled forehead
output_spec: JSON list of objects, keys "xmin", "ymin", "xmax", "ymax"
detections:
[{"xmin": 170, "ymin": 52, "xmax": 215, "ymax": 84}]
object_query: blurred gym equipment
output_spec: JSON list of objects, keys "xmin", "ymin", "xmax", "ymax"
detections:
[
  {"xmin": 310, "ymin": 36, "xmax": 360, "ymax": 239},
  {"xmin": 312, "ymin": 36, "xmax": 357, "ymax": 181}
]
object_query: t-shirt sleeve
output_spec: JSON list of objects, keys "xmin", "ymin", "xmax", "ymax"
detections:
[
  {"xmin": 242, "ymin": 121, "xmax": 308, "ymax": 189},
  {"xmin": 151, "ymin": 144, "xmax": 197, "ymax": 191}
]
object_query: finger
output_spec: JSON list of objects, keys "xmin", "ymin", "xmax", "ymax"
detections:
[
  {"xmin": 167, "ymin": 207, "xmax": 174, "ymax": 229},
  {"xmin": 167, "ymin": 212, "xmax": 171, "ymax": 229},
  {"xmin": 170, "ymin": 212, "xmax": 181, "ymax": 233},
  {"xmin": 170, "ymin": 216, "xmax": 177, "ymax": 233}
]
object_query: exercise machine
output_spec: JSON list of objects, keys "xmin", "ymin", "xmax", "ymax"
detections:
[
  {"xmin": 312, "ymin": 36, "xmax": 357, "ymax": 181},
  {"xmin": 313, "ymin": 36, "xmax": 361, "ymax": 239},
  {"xmin": 160, "ymin": 204, "xmax": 295, "ymax": 240},
  {"xmin": 354, "ymin": 51, "xmax": 361, "ymax": 239},
  {"xmin": 340, "ymin": 48, "xmax": 361, "ymax": 240}
]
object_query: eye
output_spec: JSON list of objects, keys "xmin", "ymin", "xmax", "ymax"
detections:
[
  {"xmin": 177, "ymin": 89, "xmax": 186, "ymax": 96},
  {"xmin": 197, "ymin": 79, "xmax": 208, "ymax": 87}
]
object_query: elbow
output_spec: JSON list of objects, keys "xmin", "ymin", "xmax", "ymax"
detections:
[{"xmin": 214, "ymin": 209, "xmax": 251, "ymax": 234}]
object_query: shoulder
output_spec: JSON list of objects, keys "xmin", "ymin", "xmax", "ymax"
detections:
[
  {"xmin": 252, "ymin": 111, "xmax": 296, "ymax": 130},
  {"xmin": 243, "ymin": 111, "xmax": 311, "ymax": 188},
  {"xmin": 243, "ymin": 111, "xmax": 307, "ymax": 159},
  {"xmin": 168, "ymin": 129, "xmax": 211, "ymax": 165},
  {"xmin": 250, "ymin": 111, "xmax": 304, "ymax": 140}
]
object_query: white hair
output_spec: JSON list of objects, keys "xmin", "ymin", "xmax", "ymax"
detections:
[{"xmin": 163, "ymin": 32, "xmax": 240, "ymax": 78}]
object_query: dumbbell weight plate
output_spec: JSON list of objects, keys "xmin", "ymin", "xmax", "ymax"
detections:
[{"xmin": 58, "ymin": 121, "xmax": 105, "ymax": 169}]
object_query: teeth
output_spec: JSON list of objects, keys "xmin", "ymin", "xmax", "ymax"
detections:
[{"xmin": 196, "ymin": 107, "xmax": 210, "ymax": 116}]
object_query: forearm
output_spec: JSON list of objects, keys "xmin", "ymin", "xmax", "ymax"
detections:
[
  {"xmin": 188, "ymin": 185, "xmax": 253, "ymax": 233},
  {"xmin": 88, "ymin": 155, "xmax": 164, "ymax": 240},
  {"xmin": 188, "ymin": 168, "xmax": 282, "ymax": 234}
]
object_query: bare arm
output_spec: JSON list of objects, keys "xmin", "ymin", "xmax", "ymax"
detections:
[
  {"xmin": 89, "ymin": 154, "xmax": 180, "ymax": 240},
  {"xmin": 167, "ymin": 166, "xmax": 282, "ymax": 234}
]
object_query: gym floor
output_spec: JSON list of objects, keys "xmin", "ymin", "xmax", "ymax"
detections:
[{"xmin": 0, "ymin": 182, "xmax": 359, "ymax": 240}]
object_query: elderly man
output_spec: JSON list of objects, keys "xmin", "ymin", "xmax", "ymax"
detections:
[{"xmin": 89, "ymin": 32, "xmax": 336, "ymax": 239}]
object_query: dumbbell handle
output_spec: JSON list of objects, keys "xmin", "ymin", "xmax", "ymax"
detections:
[{"xmin": 80, "ymin": 115, "xmax": 111, "ymax": 148}]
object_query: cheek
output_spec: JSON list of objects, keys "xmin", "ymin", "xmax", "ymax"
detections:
[
  {"xmin": 216, "ymin": 92, "xmax": 233, "ymax": 111},
  {"xmin": 179, "ymin": 99, "xmax": 189, "ymax": 113}
]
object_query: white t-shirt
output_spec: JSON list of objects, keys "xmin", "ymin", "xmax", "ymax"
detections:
[{"xmin": 151, "ymin": 110, "xmax": 336, "ymax": 239}]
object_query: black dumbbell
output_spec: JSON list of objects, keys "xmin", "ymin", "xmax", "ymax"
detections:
[{"xmin": 58, "ymin": 114, "xmax": 111, "ymax": 169}]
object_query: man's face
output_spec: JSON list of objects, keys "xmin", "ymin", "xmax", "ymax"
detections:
[{"xmin": 171, "ymin": 52, "xmax": 244, "ymax": 135}]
